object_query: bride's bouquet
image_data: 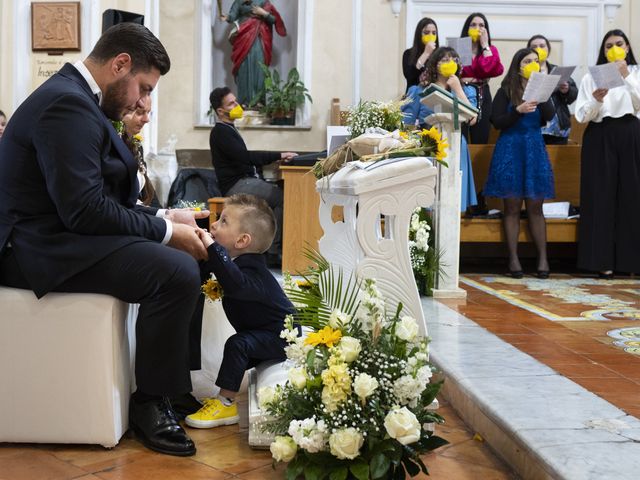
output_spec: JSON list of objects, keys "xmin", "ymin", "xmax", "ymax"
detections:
[{"xmin": 259, "ymin": 253, "xmax": 447, "ymax": 479}]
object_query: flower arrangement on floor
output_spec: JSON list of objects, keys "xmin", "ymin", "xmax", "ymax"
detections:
[
  {"xmin": 409, "ymin": 209, "xmax": 443, "ymax": 297},
  {"xmin": 259, "ymin": 252, "xmax": 447, "ymax": 479}
]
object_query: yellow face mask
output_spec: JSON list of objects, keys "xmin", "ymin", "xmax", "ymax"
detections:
[
  {"xmin": 422, "ymin": 33, "xmax": 437, "ymax": 45},
  {"xmin": 521, "ymin": 61, "xmax": 540, "ymax": 79},
  {"xmin": 534, "ymin": 47, "xmax": 548, "ymax": 63},
  {"xmin": 229, "ymin": 104, "xmax": 244, "ymax": 120},
  {"xmin": 438, "ymin": 60, "xmax": 458, "ymax": 78},
  {"xmin": 606, "ymin": 45, "xmax": 627, "ymax": 63},
  {"xmin": 468, "ymin": 28, "xmax": 481, "ymax": 42}
]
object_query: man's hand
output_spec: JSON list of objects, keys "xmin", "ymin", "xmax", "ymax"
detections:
[
  {"xmin": 558, "ymin": 81, "xmax": 570, "ymax": 94},
  {"xmin": 281, "ymin": 152, "xmax": 298, "ymax": 163},
  {"xmin": 592, "ymin": 88, "xmax": 608, "ymax": 103},
  {"xmin": 168, "ymin": 223, "xmax": 208, "ymax": 260},
  {"xmin": 166, "ymin": 208, "xmax": 210, "ymax": 227}
]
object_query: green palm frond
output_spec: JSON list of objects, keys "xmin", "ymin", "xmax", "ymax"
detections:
[{"xmin": 285, "ymin": 248, "xmax": 362, "ymax": 329}]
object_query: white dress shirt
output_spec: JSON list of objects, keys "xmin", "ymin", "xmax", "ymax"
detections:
[{"xmin": 575, "ymin": 64, "xmax": 640, "ymax": 123}]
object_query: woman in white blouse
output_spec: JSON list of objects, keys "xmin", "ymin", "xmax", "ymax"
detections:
[{"xmin": 575, "ymin": 29, "xmax": 640, "ymax": 279}]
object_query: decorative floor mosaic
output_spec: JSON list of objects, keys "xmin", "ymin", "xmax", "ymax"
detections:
[
  {"xmin": 460, "ymin": 275, "xmax": 640, "ymax": 356},
  {"xmin": 460, "ymin": 275, "xmax": 640, "ymax": 322}
]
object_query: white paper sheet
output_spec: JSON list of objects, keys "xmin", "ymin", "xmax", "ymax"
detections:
[
  {"xmin": 588, "ymin": 63, "xmax": 625, "ymax": 89},
  {"xmin": 543, "ymin": 201, "xmax": 570, "ymax": 219},
  {"xmin": 549, "ymin": 65, "xmax": 576, "ymax": 85},
  {"xmin": 446, "ymin": 37, "xmax": 473, "ymax": 66},
  {"xmin": 522, "ymin": 72, "xmax": 561, "ymax": 103}
]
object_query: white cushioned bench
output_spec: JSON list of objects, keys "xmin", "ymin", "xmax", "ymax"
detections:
[{"xmin": 0, "ymin": 287, "xmax": 131, "ymax": 448}]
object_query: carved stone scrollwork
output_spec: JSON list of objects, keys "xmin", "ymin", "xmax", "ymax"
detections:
[{"xmin": 316, "ymin": 158, "xmax": 437, "ymax": 335}]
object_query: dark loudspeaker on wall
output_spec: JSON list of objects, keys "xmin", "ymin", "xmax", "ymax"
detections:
[{"xmin": 101, "ymin": 9, "xmax": 145, "ymax": 33}]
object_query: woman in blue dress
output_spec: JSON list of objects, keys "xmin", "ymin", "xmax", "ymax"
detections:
[
  {"xmin": 484, "ymin": 48, "xmax": 555, "ymax": 278},
  {"xmin": 402, "ymin": 46, "xmax": 478, "ymax": 212}
]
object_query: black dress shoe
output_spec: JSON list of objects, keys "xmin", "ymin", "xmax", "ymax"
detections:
[
  {"xmin": 507, "ymin": 269, "xmax": 524, "ymax": 279},
  {"xmin": 598, "ymin": 271, "xmax": 614, "ymax": 280},
  {"xmin": 169, "ymin": 393, "xmax": 203, "ymax": 420},
  {"xmin": 536, "ymin": 270, "xmax": 550, "ymax": 279},
  {"xmin": 130, "ymin": 397, "xmax": 196, "ymax": 456}
]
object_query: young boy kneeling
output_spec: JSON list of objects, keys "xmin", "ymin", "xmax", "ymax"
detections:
[{"xmin": 186, "ymin": 194, "xmax": 294, "ymax": 428}]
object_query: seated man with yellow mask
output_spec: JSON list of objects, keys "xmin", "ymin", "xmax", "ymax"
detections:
[{"xmin": 208, "ymin": 87, "xmax": 297, "ymax": 265}]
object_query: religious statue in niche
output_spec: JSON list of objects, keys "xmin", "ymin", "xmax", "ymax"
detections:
[{"xmin": 218, "ymin": 0, "xmax": 287, "ymax": 106}]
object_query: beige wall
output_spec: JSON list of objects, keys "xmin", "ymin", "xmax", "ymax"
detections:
[{"xmin": 1, "ymin": 0, "xmax": 639, "ymax": 151}]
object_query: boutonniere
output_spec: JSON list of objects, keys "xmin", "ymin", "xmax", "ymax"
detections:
[{"xmin": 202, "ymin": 275, "xmax": 223, "ymax": 302}]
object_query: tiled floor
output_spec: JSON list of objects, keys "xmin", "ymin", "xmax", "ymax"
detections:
[
  {"xmin": 0, "ymin": 399, "xmax": 516, "ymax": 479},
  {"xmin": 441, "ymin": 274, "xmax": 640, "ymax": 419}
]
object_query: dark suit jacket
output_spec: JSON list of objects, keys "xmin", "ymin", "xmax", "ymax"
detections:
[
  {"xmin": 209, "ymin": 121, "xmax": 280, "ymax": 195},
  {"xmin": 0, "ymin": 63, "xmax": 166, "ymax": 297},
  {"xmin": 201, "ymin": 243, "xmax": 294, "ymax": 334}
]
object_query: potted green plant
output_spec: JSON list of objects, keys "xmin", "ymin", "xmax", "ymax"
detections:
[{"xmin": 251, "ymin": 64, "xmax": 312, "ymax": 126}]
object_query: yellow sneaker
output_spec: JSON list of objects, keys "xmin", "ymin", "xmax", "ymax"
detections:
[{"xmin": 185, "ymin": 398, "xmax": 239, "ymax": 429}]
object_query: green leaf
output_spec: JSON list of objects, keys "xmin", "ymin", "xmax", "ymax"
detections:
[
  {"xmin": 370, "ymin": 453, "xmax": 391, "ymax": 479},
  {"xmin": 349, "ymin": 460, "xmax": 370, "ymax": 480},
  {"xmin": 419, "ymin": 435, "xmax": 449, "ymax": 451},
  {"xmin": 329, "ymin": 467, "xmax": 349, "ymax": 480},
  {"xmin": 401, "ymin": 456, "xmax": 420, "ymax": 476},
  {"xmin": 286, "ymin": 457, "xmax": 305, "ymax": 480},
  {"xmin": 304, "ymin": 462, "xmax": 324, "ymax": 480}
]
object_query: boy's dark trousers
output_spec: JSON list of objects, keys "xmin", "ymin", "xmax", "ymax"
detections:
[{"xmin": 216, "ymin": 330, "xmax": 287, "ymax": 392}]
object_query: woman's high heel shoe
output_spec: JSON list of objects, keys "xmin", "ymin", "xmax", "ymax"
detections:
[
  {"xmin": 508, "ymin": 269, "xmax": 524, "ymax": 279},
  {"xmin": 536, "ymin": 270, "xmax": 550, "ymax": 279}
]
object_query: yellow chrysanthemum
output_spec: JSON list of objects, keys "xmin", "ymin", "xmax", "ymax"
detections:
[
  {"xmin": 305, "ymin": 326, "xmax": 343, "ymax": 347},
  {"xmin": 202, "ymin": 279, "xmax": 223, "ymax": 301},
  {"xmin": 399, "ymin": 131, "xmax": 409, "ymax": 140},
  {"xmin": 296, "ymin": 279, "xmax": 312, "ymax": 289}
]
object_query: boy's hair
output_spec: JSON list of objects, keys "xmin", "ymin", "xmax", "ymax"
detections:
[
  {"xmin": 225, "ymin": 194, "xmax": 276, "ymax": 254},
  {"xmin": 88, "ymin": 22, "xmax": 170, "ymax": 75}
]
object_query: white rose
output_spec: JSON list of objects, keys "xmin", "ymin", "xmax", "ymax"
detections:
[
  {"xmin": 288, "ymin": 367, "xmax": 307, "ymax": 390},
  {"xmin": 328, "ymin": 308, "xmax": 352, "ymax": 329},
  {"xmin": 384, "ymin": 407, "xmax": 421, "ymax": 445},
  {"xmin": 339, "ymin": 336, "xmax": 361, "ymax": 363},
  {"xmin": 258, "ymin": 386, "xmax": 276, "ymax": 409},
  {"xmin": 270, "ymin": 435, "xmax": 298, "ymax": 462},
  {"xmin": 396, "ymin": 316, "xmax": 419, "ymax": 342},
  {"xmin": 329, "ymin": 428, "xmax": 364, "ymax": 459},
  {"xmin": 353, "ymin": 373, "xmax": 378, "ymax": 401}
]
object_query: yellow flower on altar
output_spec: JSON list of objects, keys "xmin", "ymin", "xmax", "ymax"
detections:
[
  {"xmin": 305, "ymin": 325, "xmax": 342, "ymax": 347},
  {"xmin": 296, "ymin": 279, "xmax": 312, "ymax": 289},
  {"xmin": 399, "ymin": 131, "xmax": 409, "ymax": 140},
  {"xmin": 202, "ymin": 278, "xmax": 223, "ymax": 301},
  {"xmin": 420, "ymin": 126, "xmax": 442, "ymax": 143}
]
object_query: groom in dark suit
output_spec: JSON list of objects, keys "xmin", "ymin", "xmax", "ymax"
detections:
[{"xmin": 0, "ymin": 23, "xmax": 206, "ymax": 456}]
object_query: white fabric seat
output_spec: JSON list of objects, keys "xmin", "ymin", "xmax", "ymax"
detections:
[{"xmin": 0, "ymin": 286, "xmax": 131, "ymax": 448}]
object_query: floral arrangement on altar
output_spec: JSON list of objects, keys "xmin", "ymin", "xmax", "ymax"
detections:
[
  {"xmin": 346, "ymin": 100, "xmax": 406, "ymax": 138},
  {"xmin": 409, "ymin": 209, "xmax": 442, "ymax": 297},
  {"xmin": 259, "ymin": 252, "xmax": 447, "ymax": 479},
  {"xmin": 313, "ymin": 103, "xmax": 449, "ymax": 179}
]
